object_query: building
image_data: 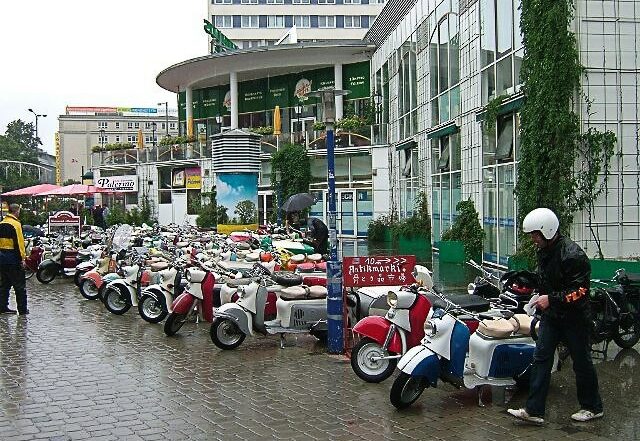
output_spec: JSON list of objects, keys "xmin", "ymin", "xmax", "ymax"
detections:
[
  {"xmin": 208, "ymin": 0, "xmax": 387, "ymax": 49},
  {"xmin": 368, "ymin": 0, "xmax": 640, "ymax": 263},
  {"xmin": 58, "ymin": 106, "xmax": 179, "ymax": 184}
]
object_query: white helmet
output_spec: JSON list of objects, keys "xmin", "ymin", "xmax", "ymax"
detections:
[{"xmin": 522, "ymin": 208, "xmax": 559, "ymax": 240}]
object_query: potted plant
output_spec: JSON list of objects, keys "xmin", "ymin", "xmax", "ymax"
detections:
[
  {"xmin": 391, "ymin": 192, "xmax": 432, "ymax": 259},
  {"xmin": 367, "ymin": 214, "xmax": 396, "ymax": 243},
  {"xmin": 439, "ymin": 199, "xmax": 484, "ymax": 263}
]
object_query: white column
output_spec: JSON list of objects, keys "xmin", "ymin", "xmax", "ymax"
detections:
[
  {"xmin": 230, "ymin": 71, "xmax": 238, "ymax": 129},
  {"xmin": 334, "ymin": 64, "xmax": 343, "ymax": 120},
  {"xmin": 185, "ymin": 86, "xmax": 193, "ymax": 137}
]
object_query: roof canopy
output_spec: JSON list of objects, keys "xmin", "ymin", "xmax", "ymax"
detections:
[{"xmin": 1, "ymin": 183, "xmax": 61, "ymax": 197}]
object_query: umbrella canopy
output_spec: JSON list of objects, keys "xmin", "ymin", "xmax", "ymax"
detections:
[
  {"xmin": 37, "ymin": 184, "xmax": 102, "ymax": 196},
  {"xmin": 281, "ymin": 192, "xmax": 316, "ymax": 213},
  {"xmin": 1, "ymin": 183, "xmax": 61, "ymax": 197},
  {"xmin": 273, "ymin": 106, "xmax": 281, "ymax": 136}
]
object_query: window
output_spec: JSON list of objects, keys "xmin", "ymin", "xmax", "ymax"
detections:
[
  {"xmin": 267, "ymin": 16, "xmax": 284, "ymax": 28},
  {"xmin": 318, "ymin": 16, "xmax": 336, "ymax": 28},
  {"xmin": 170, "ymin": 123, "xmax": 176, "ymax": 129},
  {"xmin": 98, "ymin": 121, "xmax": 107, "ymax": 129},
  {"xmin": 214, "ymin": 15, "xmax": 232, "ymax": 28},
  {"xmin": 294, "ymin": 15, "xmax": 310, "ymax": 28},
  {"xmin": 134, "ymin": 122, "xmax": 140, "ymax": 129},
  {"xmin": 344, "ymin": 0, "xmax": 361, "ymax": 3},
  {"xmin": 115, "ymin": 135, "xmax": 121, "ymax": 142},
  {"xmin": 144, "ymin": 122, "xmax": 152, "ymax": 129},
  {"xmin": 318, "ymin": 0, "xmax": 335, "ymax": 4},
  {"xmin": 344, "ymin": 16, "xmax": 361, "ymax": 28},
  {"xmin": 241, "ymin": 15, "xmax": 258, "ymax": 28},
  {"xmin": 127, "ymin": 135, "xmax": 137, "ymax": 144},
  {"xmin": 98, "ymin": 135, "xmax": 108, "ymax": 144},
  {"xmin": 127, "ymin": 122, "xmax": 133, "ymax": 129},
  {"xmin": 213, "ymin": 0, "xmax": 231, "ymax": 3},
  {"xmin": 267, "ymin": 0, "xmax": 284, "ymax": 3},
  {"xmin": 241, "ymin": 0, "xmax": 257, "ymax": 3},
  {"xmin": 115, "ymin": 122, "xmax": 120, "ymax": 129},
  {"xmin": 292, "ymin": 0, "xmax": 310, "ymax": 3}
]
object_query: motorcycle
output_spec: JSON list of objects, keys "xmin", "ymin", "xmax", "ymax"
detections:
[
  {"xmin": 35, "ymin": 244, "xmax": 80, "ymax": 284},
  {"xmin": 210, "ymin": 275, "xmax": 329, "ymax": 350},
  {"xmin": 389, "ymin": 293, "xmax": 539, "ymax": 410},
  {"xmin": 73, "ymin": 245, "xmax": 104, "ymax": 286}
]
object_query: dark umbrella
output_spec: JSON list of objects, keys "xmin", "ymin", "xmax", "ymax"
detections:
[
  {"xmin": 22, "ymin": 225, "xmax": 45, "ymax": 237},
  {"xmin": 281, "ymin": 192, "xmax": 316, "ymax": 213}
]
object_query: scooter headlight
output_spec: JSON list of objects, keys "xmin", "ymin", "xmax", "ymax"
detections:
[
  {"xmin": 467, "ymin": 282, "xmax": 476, "ymax": 295},
  {"xmin": 387, "ymin": 291, "xmax": 398, "ymax": 308},
  {"xmin": 424, "ymin": 319, "xmax": 437, "ymax": 337},
  {"xmin": 185, "ymin": 270, "xmax": 192, "ymax": 282}
]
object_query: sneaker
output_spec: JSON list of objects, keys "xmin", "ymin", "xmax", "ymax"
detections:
[
  {"xmin": 571, "ymin": 409, "xmax": 603, "ymax": 422},
  {"xmin": 0, "ymin": 308, "xmax": 17, "ymax": 314},
  {"xmin": 507, "ymin": 408, "xmax": 545, "ymax": 424}
]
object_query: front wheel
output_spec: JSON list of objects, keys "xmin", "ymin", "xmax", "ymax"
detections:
[
  {"xmin": 164, "ymin": 312, "xmax": 188, "ymax": 336},
  {"xmin": 138, "ymin": 293, "xmax": 168, "ymax": 324},
  {"xmin": 351, "ymin": 337, "xmax": 398, "ymax": 383},
  {"xmin": 390, "ymin": 372, "xmax": 427, "ymax": 410},
  {"xmin": 24, "ymin": 268, "xmax": 35, "ymax": 280},
  {"xmin": 210, "ymin": 317, "xmax": 246, "ymax": 350},
  {"xmin": 103, "ymin": 285, "xmax": 131, "ymax": 315},
  {"xmin": 614, "ymin": 320, "xmax": 640, "ymax": 349},
  {"xmin": 79, "ymin": 278, "xmax": 101, "ymax": 300},
  {"xmin": 36, "ymin": 266, "xmax": 57, "ymax": 284}
]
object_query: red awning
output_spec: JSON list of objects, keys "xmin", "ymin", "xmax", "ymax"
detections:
[{"xmin": 1, "ymin": 183, "xmax": 61, "ymax": 197}]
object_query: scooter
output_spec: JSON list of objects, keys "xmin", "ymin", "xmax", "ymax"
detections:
[
  {"xmin": 102, "ymin": 254, "xmax": 152, "ymax": 315},
  {"xmin": 73, "ymin": 245, "xmax": 104, "ymax": 287},
  {"xmin": 389, "ymin": 293, "xmax": 539, "ymax": 410},
  {"xmin": 78, "ymin": 251, "xmax": 120, "ymax": 300},
  {"xmin": 210, "ymin": 276, "xmax": 329, "ymax": 350},
  {"xmin": 138, "ymin": 260, "xmax": 185, "ymax": 324},
  {"xmin": 23, "ymin": 238, "xmax": 45, "ymax": 280},
  {"xmin": 35, "ymin": 246, "xmax": 80, "ymax": 284},
  {"xmin": 350, "ymin": 265, "xmax": 493, "ymax": 383}
]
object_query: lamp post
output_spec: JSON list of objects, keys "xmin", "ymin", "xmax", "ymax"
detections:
[
  {"xmin": 308, "ymin": 88, "xmax": 349, "ymax": 354},
  {"xmin": 151, "ymin": 122, "xmax": 157, "ymax": 147},
  {"xmin": 28, "ymin": 108, "xmax": 47, "ymax": 145},
  {"xmin": 157, "ymin": 101, "xmax": 169, "ymax": 136}
]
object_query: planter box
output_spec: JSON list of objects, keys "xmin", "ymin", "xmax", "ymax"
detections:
[
  {"xmin": 590, "ymin": 259, "xmax": 640, "ymax": 280},
  {"xmin": 398, "ymin": 234, "xmax": 431, "ymax": 261},
  {"xmin": 437, "ymin": 240, "xmax": 466, "ymax": 263}
]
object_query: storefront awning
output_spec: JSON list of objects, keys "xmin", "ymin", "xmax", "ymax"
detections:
[{"xmin": 426, "ymin": 123, "xmax": 459, "ymax": 140}]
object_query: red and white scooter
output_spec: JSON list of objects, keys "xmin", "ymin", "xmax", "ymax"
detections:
[{"xmin": 138, "ymin": 260, "xmax": 185, "ymax": 324}]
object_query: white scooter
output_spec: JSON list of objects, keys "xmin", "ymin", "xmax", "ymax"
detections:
[
  {"xmin": 210, "ymin": 277, "xmax": 329, "ymax": 350},
  {"xmin": 103, "ymin": 252, "xmax": 149, "ymax": 315},
  {"xmin": 137, "ymin": 260, "xmax": 184, "ymax": 323}
]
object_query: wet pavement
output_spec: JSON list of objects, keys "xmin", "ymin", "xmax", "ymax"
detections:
[{"xmin": 0, "ymin": 278, "xmax": 638, "ymax": 440}]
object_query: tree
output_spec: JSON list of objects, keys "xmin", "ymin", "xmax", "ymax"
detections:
[
  {"xmin": 234, "ymin": 200, "xmax": 256, "ymax": 224},
  {"xmin": 270, "ymin": 143, "xmax": 311, "ymax": 221},
  {"xmin": 62, "ymin": 179, "xmax": 80, "ymax": 186},
  {"xmin": 2, "ymin": 120, "xmax": 40, "ymax": 164},
  {"xmin": 216, "ymin": 205, "xmax": 229, "ymax": 224}
]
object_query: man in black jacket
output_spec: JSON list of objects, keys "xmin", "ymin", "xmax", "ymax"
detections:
[
  {"xmin": 306, "ymin": 217, "xmax": 328, "ymax": 255},
  {"xmin": 508, "ymin": 208, "xmax": 603, "ymax": 424}
]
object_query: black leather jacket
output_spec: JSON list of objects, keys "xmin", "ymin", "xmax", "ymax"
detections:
[{"xmin": 536, "ymin": 235, "xmax": 591, "ymax": 319}]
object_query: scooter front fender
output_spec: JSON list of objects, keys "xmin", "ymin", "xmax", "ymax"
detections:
[
  {"xmin": 171, "ymin": 292, "xmax": 196, "ymax": 314},
  {"xmin": 352, "ymin": 316, "xmax": 404, "ymax": 354},
  {"xmin": 397, "ymin": 345, "xmax": 440, "ymax": 387},
  {"xmin": 144, "ymin": 285, "xmax": 172, "ymax": 313},
  {"xmin": 81, "ymin": 271, "xmax": 103, "ymax": 288},
  {"xmin": 215, "ymin": 303, "xmax": 252, "ymax": 336},
  {"xmin": 38, "ymin": 259, "xmax": 59, "ymax": 271},
  {"xmin": 107, "ymin": 280, "xmax": 136, "ymax": 306}
]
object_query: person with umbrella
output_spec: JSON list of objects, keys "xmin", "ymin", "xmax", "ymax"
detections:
[{"xmin": 306, "ymin": 217, "xmax": 328, "ymax": 255}]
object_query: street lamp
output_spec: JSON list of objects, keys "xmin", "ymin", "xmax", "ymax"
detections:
[
  {"xmin": 28, "ymin": 108, "xmax": 47, "ymax": 145},
  {"xmin": 99, "ymin": 129, "xmax": 106, "ymax": 149},
  {"xmin": 157, "ymin": 101, "xmax": 169, "ymax": 136},
  {"xmin": 307, "ymin": 88, "xmax": 349, "ymax": 354},
  {"xmin": 151, "ymin": 122, "xmax": 157, "ymax": 147}
]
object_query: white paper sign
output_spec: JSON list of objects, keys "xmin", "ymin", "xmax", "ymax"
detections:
[{"xmin": 96, "ymin": 176, "xmax": 138, "ymax": 192}]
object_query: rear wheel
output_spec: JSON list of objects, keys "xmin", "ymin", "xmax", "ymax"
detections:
[
  {"xmin": 164, "ymin": 312, "xmax": 187, "ymax": 336},
  {"xmin": 79, "ymin": 278, "xmax": 101, "ymax": 300},
  {"xmin": 138, "ymin": 293, "xmax": 167, "ymax": 324},
  {"xmin": 390, "ymin": 372, "xmax": 427, "ymax": 410},
  {"xmin": 36, "ymin": 266, "xmax": 57, "ymax": 284},
  {"xmin": 103, "ymin": 286, "xmax": 131, "ymax": 315},
  {"xmin": 351, "ymin": 337, "xmax": 397, "ymax": 383},
  {"xmin": 614, "ymin": 300, "xmax": 640, "ymax": 349},
  {"xmin": 24, "ymin": 268, "xmax": 35, "ymax": 280},
  {"xmin": 210, "ymin": 317, "xmax": 246, "ymax": 350}
]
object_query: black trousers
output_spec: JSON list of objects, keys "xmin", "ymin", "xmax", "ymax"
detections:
[{"xmin": 0, "ymin": 264, "xmax": 27, "ymax": 313}]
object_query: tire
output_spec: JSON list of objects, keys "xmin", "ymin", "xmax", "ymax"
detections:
[
  {"xmin": 350, "ymin": 337, "xmax": 398, "ymax": 383},
  {"xmin": 103, "ymin": 285, "xmax": 131, "ymax": 315},
  {"xmin": 73, "ymin": 271, "xmax": 82, "ymax": 287},
  {"xmin": 36, "ymin": 266, "xmax": 57, "ymax": 284},
  {"xmin": 138, "ymin": 293, "xmax": 168, "ymax": 324},
  {"xmin": 390, "ymin": 372, "xmax": 427, "ymax": 410},
  {"xmin": 613, "ymin": 301, "xmax": 640, "ymax": 349},
  {"xmin": 272, "ymin": 271, "xmax": 303, "ymax": 287},
  {"xmin": 210, "ymin": 317, "xmax": 246, "ymax": 350},
  {"xmin": 79, "ymin": 278, "xmax": 101, "ymax": 300},
  {"xmin": 164, "ymin": 312, "xmax": 187, "ymax": 336},
  {"xmin": 24, "ymin": 268, "xmax": 35, "ymax": 280}
]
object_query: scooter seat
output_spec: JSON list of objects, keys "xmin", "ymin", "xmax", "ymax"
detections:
[
  {"xmin": 511, "ymin": 314, "xmax": 539, "ymax": 336},
  {"xmin": 146, "ymin": 257, "xmax": 163, "ymax": 264},
  {"xmin": 427, "ymin": 293, "xmax": 490, "ymax": 313},
  {"xmin": 235, "ymin": 242, "xmax": 251, "ymax": 251},
  {"xmin": 175, "ymin": 241, "xmax": 189, "ymax": 248},
  {"xmin": 244, "ymin": 252, "xmax": 260, "ymax": 262},
  {"xmin": 307, "ymin": 253, "xmax": 322, "ymax": 262},
  {"xmin": 150, "ymin": 262, "xmax": 170, "ymax": 272},
  {"xmin": 279, "ymin": 285, "xmax": 327, "ymax": 301},
  {"xmin": 290, "ymin": 254, "xmax": 306, "ymax": 264},
  {"xmin": 477, "ymin": 318, "xmax": 516, "ymax": 338},
  {"xmin": 225, "ymin": 278, "xmax": 254, "ymax": 288}
]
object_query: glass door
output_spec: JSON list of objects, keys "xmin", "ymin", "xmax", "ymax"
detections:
[{"xmin": 339, "ymin": 190, "xmax": 356, "ymax": 236}]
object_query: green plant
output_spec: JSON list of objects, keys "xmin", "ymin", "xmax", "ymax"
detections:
[
  {"xmin": 106, "ymin": 204, "xmax": 127, "ymax": 226},
  {"xmin": 196, "ymin": 190, "xmax": 218, "ymax": 228},
  {"xmin": 483, "ymin": 94, "xmax": 508, "ymax": 136},
  {"xmin": 313, "ymin": 121, "xmax": 326, "ymax": 131},
  {"xmin": 336, "ymin": 115, "xmax": 366, "ymax": 132},
  {"xmin": 367, "ymin": 214, "xmax": 396, "ymax": 242},
  {"xmin": 390, "ymin": 191, "xmax": 431, "ymax": 239},
  {"xmin": 440, "ymin": 199, "xmax": 484, "ymax": 260},
  {"xmin": 270, "ymin": 143, "xmax": 311, "ymax": 219},
  {"xmin": 249, "ymin": 126, "xmax": 274, "ymax": 135}
]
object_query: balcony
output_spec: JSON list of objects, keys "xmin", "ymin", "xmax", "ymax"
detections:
[
  {"xmin": 260, "ymin": 126, "xmax": 372, "ymax": 152},
  {"xmin": 91, "ymin": 143, "xmax": 212, "ymax": 167}
]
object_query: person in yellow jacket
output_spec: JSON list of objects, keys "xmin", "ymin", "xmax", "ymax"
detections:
[{"xmin": 0, "ymin": 203, "xmax": 28, "ymax": 315}]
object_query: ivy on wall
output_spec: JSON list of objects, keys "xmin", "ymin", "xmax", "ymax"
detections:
[
  {"xmin": 270, "ymin": 143, "xmax": 312, "ymax": 220},
  {"xmin": 514, "ymin": 0, "xmax": 616, "ymax": 257}
]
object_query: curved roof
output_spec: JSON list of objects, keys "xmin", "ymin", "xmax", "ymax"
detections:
[{"xmin": 156, "ymin": 40, "xmax": 376, "ymax": 93}]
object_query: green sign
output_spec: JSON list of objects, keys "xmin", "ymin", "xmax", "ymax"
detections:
[
  {"xmin": 178, "ymin": 92, "xmax": 186, "ymax": 121},
  {"xmin": 343, "ymin": 62, "xmax": 370, "ymax": 99},
  {"xmin": 266, "ymin": 75, "xmax": 291, "ymax": 109},
  {"xmin": 203, "ymin": 19, "xmax": 238, "ymax": 52},
  {"xmin": 239, "ymin": 79, "xmax": 267, "ymax": 113}
]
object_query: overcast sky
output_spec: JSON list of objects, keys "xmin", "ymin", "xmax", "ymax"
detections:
[{"xmin": 0, "ymin": 0, "xmax": 207, "ymax": 154}]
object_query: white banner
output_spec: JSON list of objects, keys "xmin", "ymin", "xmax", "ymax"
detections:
[{"xmin": 96, "ymin": 176, "xmax": 138, "ymax": 192}]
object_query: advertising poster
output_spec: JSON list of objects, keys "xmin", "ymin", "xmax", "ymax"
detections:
[
  {"xmin": 185, "ymin": 167, "xmax": 202, "ymax": 189},
  {"xmin": 215, "ymin": 173, "xmax": 258, "ymax": 233}
]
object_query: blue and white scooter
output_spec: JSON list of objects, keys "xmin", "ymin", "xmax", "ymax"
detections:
[{"xmin": 390, "ymin": 293, "xmax": 540, "ymax": 409}]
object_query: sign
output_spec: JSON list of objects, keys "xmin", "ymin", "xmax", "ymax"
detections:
[
  {"xmin": 342, "ymin": 255, "xmax": 416, "ymax": 287},
  {"xmin": 185, "ymin": 167, "xmax": 202, "ymax": 189},
  {"xmin": 204, "ymin": 19, "xmax": 238, "ymax": 52},
  {"xmin": 48, "ymin": 211, "xmax": 81, "ymax": 235},
  {"xmin": 172, "ymin": 169, "xmax": 185, "ymax": 187},
  {"xmin": 96, "ymin": 176, "xmax": 138, "ymax": 192}
]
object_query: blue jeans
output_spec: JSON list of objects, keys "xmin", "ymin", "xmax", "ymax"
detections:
[{"xmin": 526, "ymin": 314, "xmax": 603, "ymax": 417}]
